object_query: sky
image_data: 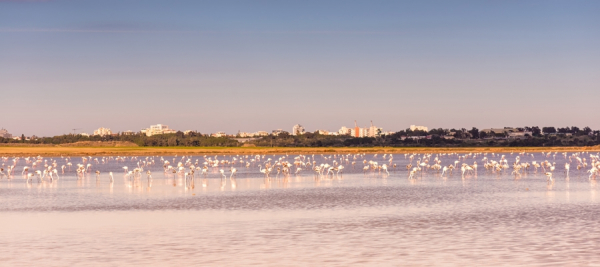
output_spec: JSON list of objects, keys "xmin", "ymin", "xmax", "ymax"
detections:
[{"xmin": 1, "ymin": 0, "xmax": 599, "ymax": 136}]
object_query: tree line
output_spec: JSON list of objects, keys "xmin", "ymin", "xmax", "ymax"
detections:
[{"xmin": 1, "ymin": 126, "xmax": 598, "ymax": 147}]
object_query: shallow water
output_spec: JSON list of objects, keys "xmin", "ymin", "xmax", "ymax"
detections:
[{"xmin": 1, "ymin": 152, "xmax": 599, "ymax": 266}]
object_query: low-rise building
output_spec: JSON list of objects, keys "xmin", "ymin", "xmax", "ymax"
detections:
[
  {"xmin": 13, "ymin": 136, "xmax": 33, "ymax": 141},
  {"xmin": 238, "ymin": 131, "xmax": 253, "ymax": 138},
  {"xmin": 272, "ymin": 129, "xmax": 289, "ymax": 136},
  {"xmin": 254, "ymin": 131, "xmax": 269, "ymax": 137},
  {"xmin": 508, "ymin": 131, "xmax": 533, "ymax": 139},
  {"xmin": 212, "ymin": 132, "xmax": 227, "ymax": 138},
  {"xmin": 141, "ymin": 124, "xmax": 177, "ymax": 136},
  {"xmin": 481, "ymin": 128, "xmax": 517, "ymax": 135}
]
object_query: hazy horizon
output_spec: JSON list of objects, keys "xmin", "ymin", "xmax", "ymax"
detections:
[{"xmin": 2, "ymin": 0, "xmax": 599, "ymax": 136}]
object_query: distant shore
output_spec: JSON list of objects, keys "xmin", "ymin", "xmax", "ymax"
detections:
[{"xmin": 1, "ymin": 145, "xmax": 599, "ymax": 157}]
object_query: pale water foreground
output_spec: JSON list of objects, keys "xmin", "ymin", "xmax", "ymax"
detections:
[{"xmin": 1, "ymin": 153, "xmax": 599, "ymax": 266}]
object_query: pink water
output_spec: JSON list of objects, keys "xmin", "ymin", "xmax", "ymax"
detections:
[{"xmin": 1, "ymin": 153, "xmax": 599, "ymax": 266}]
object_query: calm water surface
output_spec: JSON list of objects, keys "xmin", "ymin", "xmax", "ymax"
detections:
[{"xmin": 1, "ymin": 152, "xmax": 599, "ymax": 266}]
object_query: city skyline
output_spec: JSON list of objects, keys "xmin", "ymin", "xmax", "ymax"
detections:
[
  {"xmin": 2, "ymin": 1, "xmax": 599, "ymax": 136},
  {"xmin": 1, "ymin": 121, "xmax": 597, "ymax": 139}
]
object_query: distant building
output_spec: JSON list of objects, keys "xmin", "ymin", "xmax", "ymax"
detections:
[
  {"xmin": 410, "ymin": 125, "xmax": 428, "ymax": 132},
  {"xmin": 238, "ymin": 131, "xmax": 252, "ymax": 138},
  {"xmin": 292, "ymin": 124, "xmax": 305, "ymax": 135},
  {"xmin": 212, "ymin": 132, "xmax": 227, "ymax": 138},
  {"xmin": 13, "ymin": 136, "xmax": 34, "ymax": 141},
  {"xmin": 272, "ymin": 129, "xmax": 288, "ymax": 136},
  {"xmin": 141, "ymin": 124, "xmax": 177, "ymax": 136},
  {"xmin": 0, "ymin": 128, "xmax": 12, "ymax": 139},
  {"xmin": 122, "ymin": 130, "xmax": 135, "ymax": 135},
  {"xmin": 255, "ymin": 131, "xmax": 269, "ymax": 137},
  {"xmin": 481, "ymin": 128, "xmax": 516, "ymax": 135},
  {"xmin": 351, "ymin": 127, "xmax": 368, "ymax": 138},
  {"xmin": 508, "ymin": 131, "xmax": 533, "ymax": 139},
  {"xmin": 338, "ymin": 126, "xmax": 351, "ymax": 135},
  {"xmin": 317, "ymin": 129, "xmax": 329, "ymax": 135},
  {"xmin": 354, "ymin": 121, "xmax": 360, "ymax": 137},
  {"xmin": 93, "ymin": 127, "xmax": 112, "ymax": 136},
  {"xmin": 80, "ymin": 133, "xmax": 90, "ymax": 137},
  {"xmin": 367, "ymin": 121, "xmax": 382, "ymax": 137}
]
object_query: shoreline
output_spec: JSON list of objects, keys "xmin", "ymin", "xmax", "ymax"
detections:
[{"xmin": 1, "ymin": 146, "xmax": 599, "ymax": 156}]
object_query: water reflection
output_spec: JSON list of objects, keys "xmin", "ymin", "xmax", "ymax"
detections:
[{"xmin": 1, "ymin": 152, "xmax": 600, "ymax": 265}]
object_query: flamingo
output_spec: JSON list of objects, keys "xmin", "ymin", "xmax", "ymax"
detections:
[
  {"xmin": 35, "ymin": 170, "xmax": 42, "ymax": 182},
  {"xmin": 336, "ymin": 165, "xmax": 344, "ymax": 175},
  {"xmin": 259, "ymin": 165, "xmax": 267, "ymax": 176},
  {"xmin": 408, "ymin": 168, "xmax": 418, "ymax": 180}
]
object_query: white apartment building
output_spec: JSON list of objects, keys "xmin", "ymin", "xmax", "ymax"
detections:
[
  {"xmin": 410, "ymin": 125, "xmax": 428, "ymax": 132},
  {"xmin": 338, "ymin": 126, "xmax": 351, "ymax": 135},
  {"xmin": 93, "ymin": 127, "xmax": 112, "ymax": 136},
  {"xmin": 141, "ymin": 124, "xmax": 177, "ymax": 136},
  {"xmin": 351, "ymin": 128, "xmax": 369, "ymax": 138},
  {"xmin": 367, "ymin": 126, "xmax": 382, "ymax": 137},
  {"xmin": 292, "ymin": 124, "xmax": 305, "ymax": 135}
]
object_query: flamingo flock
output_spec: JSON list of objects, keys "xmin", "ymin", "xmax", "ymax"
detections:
[{"xmin": 0, "ymin": 151, "xmax": 599, "ymax": 190}]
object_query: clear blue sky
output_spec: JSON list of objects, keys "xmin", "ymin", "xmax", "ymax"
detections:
[{"xmin": 1, "ymin": 0, "xmax": 599, "ymax": 136}]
